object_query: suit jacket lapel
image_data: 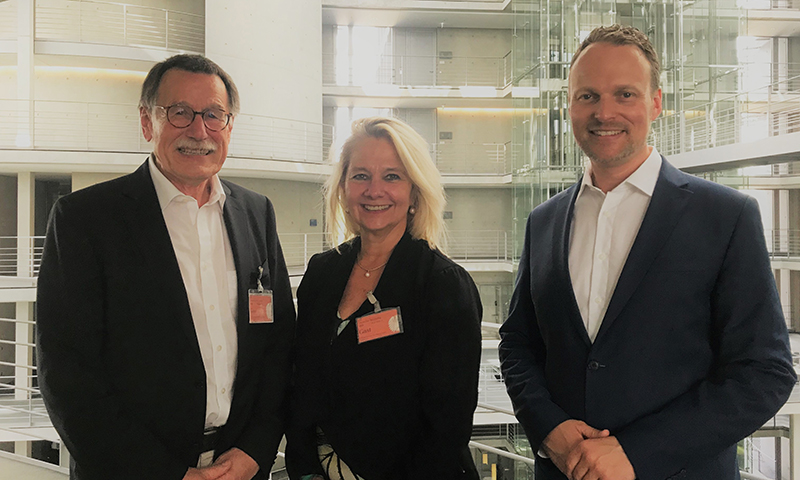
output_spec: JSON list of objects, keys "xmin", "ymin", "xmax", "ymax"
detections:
[
  {"xmin": 121, "ymin": 161, "xmax": 201, "ymax": 352},
  {"xmin": 221, "ymin": 185, "xmax": 259, "ymax": 365},
  {"xmin": 594, "ymin": 159, "xmax": 694, "ymax": 343},
  {"xmin": 557, "ymin": 183, "xmax": 593, "ymax": 347}
]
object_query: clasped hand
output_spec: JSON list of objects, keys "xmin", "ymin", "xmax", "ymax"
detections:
[
  {"xmin": 182, "ymin": 448, "xmax": 260, "ymax": 480},
  {"xmin": 542, "ymin": 419, "xmax": 636, "ymax": 480}
]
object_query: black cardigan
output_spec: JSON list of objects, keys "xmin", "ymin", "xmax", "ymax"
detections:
[{"xmin": 286, "ymin": 233, "xmax": 482, "ymax": 480}]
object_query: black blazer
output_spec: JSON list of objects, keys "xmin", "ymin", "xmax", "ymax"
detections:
[
  {"xmin": 36, "ymin": 161, "xmax": 296, "ymax": 480},
  {"xmin": 499, "ymin": 159, "xmax": 796, "ymax": 480},
  {"xmin": 285, "ymin": 233, "xmax": 481, "ymax": 480}
]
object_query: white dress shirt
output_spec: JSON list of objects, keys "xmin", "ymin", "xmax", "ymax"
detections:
[
  {"xmin": 568, "ymin": 147, "xmax": 662, "ymax": 342},
  {"xmin": 148, "ymin": 155, "xmax": 238, "ymax": 428}
]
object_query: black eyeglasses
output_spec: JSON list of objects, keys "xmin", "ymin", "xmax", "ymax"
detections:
[{"xmin": 155, "ymin": 104, "xmax": 232, "ymax": 132}]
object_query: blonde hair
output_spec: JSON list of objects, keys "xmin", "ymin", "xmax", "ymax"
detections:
[{"xmin": 325, "ymin": 116, "xmax": 446, "ymax": 250}]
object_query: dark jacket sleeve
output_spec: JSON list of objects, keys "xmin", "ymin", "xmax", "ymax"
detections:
[
  {"xmin": 499, "ymin": 213, "xmax": 572, "ymax": 452},
  {"xmin": 232, "ymin": 197, "xmax": 297, "ymax": 472},
  {"xmin": 36, "ymin": 197, "xmax": 189, "ymax": 480},
  {"xmin": 408, "ymin": 263, "xmax": 482, "ymax": 478},
  {"xmin": 616, "ymin": 196, "xmax": 796, "ymax": 479},
  {"xmin": 285, "ymin": 253, "xmax": 327, "ymax": 479}
]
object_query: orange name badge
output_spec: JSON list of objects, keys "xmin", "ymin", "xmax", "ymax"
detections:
[
  {"xmin": 356, "ymin": 307, "xmax": 403, "ymax": 344},
  {"xmin": 248, "ymin": 290, "xmax": 274, "ymax": 324}
]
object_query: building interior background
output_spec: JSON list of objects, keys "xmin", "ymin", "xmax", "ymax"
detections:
[{"xmin": 1, "ymin": 0, "xmax": 799, "ymax": 478}]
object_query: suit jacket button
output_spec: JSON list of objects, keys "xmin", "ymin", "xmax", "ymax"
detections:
[{"xmin": 588, "ymin": 360, "xmax": 600, "ymax": 371}]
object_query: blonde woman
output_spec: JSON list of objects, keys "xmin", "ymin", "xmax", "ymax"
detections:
[{"xmin": 286, "ymin": 117, "xmax": 481, "ymax": 480}]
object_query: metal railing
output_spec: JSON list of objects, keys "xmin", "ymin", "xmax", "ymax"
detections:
[
  {"xmin": 0, "ymin": 0, "xmax": 17, "ymax": 39},
  {"xmin": 277, "ymin": 231, "xmax": 513, "ymax": 269},
  {"xmin": 766, "ymin": 230, "xmax": 800, "ymax": 259},
  {"xmin": 0, "ymin": 237, "xmax": 45, "ymax": 277},
  {"xmin": 448, "ymin": 230, "xmax": 512, "ymax": 262},
  {"xmin": 0, "ymin": 99, "xmax": 334, "ymax": 164},
  {"xmin": 651, "ymin": 71, "xmax": 800, "ymax": 157},
  {"xmin": 35, "ymin": 0, "xmax": 204, "ymax": 53},
  {"xmin": 434, "ymin": 142, "xmax": 511, "ymax": 175},
  {"xmin": 323, "ymin": 52, "xmax": 512, "ymax": 87}
]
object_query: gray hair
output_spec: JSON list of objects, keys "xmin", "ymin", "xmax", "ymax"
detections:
[{"xmin": 139, "ymin": 54, "xmax": 240, "ymax": 114}]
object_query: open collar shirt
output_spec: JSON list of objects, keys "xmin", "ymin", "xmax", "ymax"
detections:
[
  {"xmin": 568, "ymin": 147, "xmax": 662, "ymax": 342},
  {"xmin": 148, "ymin": 154, "xmax": 238, "ymax": 428}
]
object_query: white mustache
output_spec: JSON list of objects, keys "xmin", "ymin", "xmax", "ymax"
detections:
[{"xmin": 176, "ymin": 141, "xmax": 215, "ymax": 152}]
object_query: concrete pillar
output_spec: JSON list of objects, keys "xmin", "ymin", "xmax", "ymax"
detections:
[
  {"xmin": 59, "ymin": 439, "xmax": 70, "ymax": 468},
  {"xmin": 17, "ymin": 0, "xmax": 34, "ymax": 147},
  {"xmin": 205, "ymin": 1, "xmax": 323, "ymax": 167},
  {"xmin": 17, "ymin": 172, "xmax": 34, "ymax": 277},
  {"xmin": 14, "ymin": 301, "xmax": 33, "ymax": 402},
  {"xmin": 205, "ymin": 1, "xmax": 322, "ymax": 124}
]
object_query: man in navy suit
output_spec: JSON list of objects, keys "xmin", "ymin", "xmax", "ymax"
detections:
[
  {"xmin": 37, "ymin": 55, "xmax": 294, "ymax": 480},
  {"xmin": 499, "ymin": 25, "xmax": 796, "ymax": 480}
]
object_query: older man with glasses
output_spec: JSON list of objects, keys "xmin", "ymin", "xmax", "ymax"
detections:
[{"xmin": 36, "ymin": 54, "xmax": 295, "ymax": 480}]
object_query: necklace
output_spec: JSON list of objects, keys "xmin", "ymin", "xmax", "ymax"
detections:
[{"xmin": 356, "ymin": 259, "xmax": 388, "ymax": 277}]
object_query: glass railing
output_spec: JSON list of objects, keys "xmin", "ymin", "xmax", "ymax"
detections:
[
  {"xmin": 35, "ymin": 0, "xmax": 204, "ymax": 53},
  {"xmin": 323, "ymin": 52, "xmax": 512, "ymax": 88},
  {"xmin": 651, "ymin": 69, "xmax": 800, "ymax": 157},
  {"xmin": 0, "ymin": 99, "xmax": 334, "ymax": 164}
]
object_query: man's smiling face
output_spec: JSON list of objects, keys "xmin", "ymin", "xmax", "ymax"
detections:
[{"xmin": 568, "ymin": 42, "xmax": 662, "ymax": 170}]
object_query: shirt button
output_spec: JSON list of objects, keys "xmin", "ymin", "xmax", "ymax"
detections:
[
  {"xmin": 209, "ymin": 305, "xmax": 215, "ymax": 311},
  {"xmin": 216, "ymin": 345, "xmax": 222, "ymax": 352},
  {"xmin": 594, "ymin": 296, "xmax": 603, "ymax": 304},
  {"xmin": 220, "ymin": 388, "xmax": 226, "ymax": 394},
  {"xmin": 598, "ymin": 253, "xmax": 607, "ymax": 260}
]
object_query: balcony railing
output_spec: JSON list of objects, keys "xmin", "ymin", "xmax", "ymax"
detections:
[
  {"xmin": 35, "ymin": 0, "xmax": 204, "ymax": 53},
  {"xmin": 278, "ymin": 230, "xmax": 513, "ymax": 269},
  {"xmin": 448, "ymin": 230, "xmax": 513, "ymax": 262},
  {"xmin": 434, "ymin": 142, "xmax": 511, "ymax": 175},
  {"xmin": 651, "ymin": 70, "xmax": 800, "ymax": 157},
  {"xmin": 1, "ymin": 99, "xmax": 334, "ymax": 164},
  {"xmin": 0, "ymin": 237, "xmax": 45, "ymax": 277},
  {"xmin": 323, "ymin": 52, "xmax": 512, "ymax": 88},
  {"xmin": 767, "ymin": 229, "xmax": 800, "ymax": 259},
  {"xmin": 0, "ymin": 0, "xmax": 17, "ymax": 40}
]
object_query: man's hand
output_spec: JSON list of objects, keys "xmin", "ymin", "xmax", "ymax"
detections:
[
  {"xmin": 209, "ymin": 447, "xmax": 260, "ymax": 480},
  {"xmin": 542, "ymin": 420, "xmax": 609, "ymax": 475},
  {"xmin": 182, "ymin": 462, "xmax": 231, "ymax": 480},
  {"xmin": 565, "ymin": 436, "xmax": 635, "ymax": 480}
]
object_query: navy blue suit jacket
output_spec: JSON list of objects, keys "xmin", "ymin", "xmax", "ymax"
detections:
[
  {"xmin": 499, "ymin": 158, "xmax": 795, "ymax": 480},
  {"xmin": 37, "ymin": 161, "xmax": 295, "ymax": 480}
]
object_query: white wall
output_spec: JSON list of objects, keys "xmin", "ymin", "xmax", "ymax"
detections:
[
  {"xmin": 444, "ymin": 188, "xmax": 511, "ymax": 232},
  {"xmin": 437, "ymin": 28, "xmax": 512, "ymax": 57},
  {"xmin": 71, "ymin": 172, "xmax": 124, "ymax": 192},
  {"xmin": 221, "ymin": 177, "xmax": 324, "ymax": 235},
  {"xmin": 206, "ymin": 0, "xmax": 322, "ymax": 124}
]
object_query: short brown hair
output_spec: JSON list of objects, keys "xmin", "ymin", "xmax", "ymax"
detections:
[
  {"xmin": 139, "ymin": 54, "xmax": 240, "ymax": 114},
  {"xmin": 571, "ymin": 24, "xmax": 660, "ymax": 93}
]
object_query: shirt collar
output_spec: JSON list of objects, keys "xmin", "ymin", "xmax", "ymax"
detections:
[
  {"xmin": 579, "ymin": 146, "xmax": 662, "ymax": 198},
  {"xmin": 148, "ymin": 154, "xmax": 227, "ymax": 211}
]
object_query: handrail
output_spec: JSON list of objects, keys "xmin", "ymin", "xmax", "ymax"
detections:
[
  {"xmin": 0, "ymin": 99, "xmax": 334, "ymax": 164},
  {"xmin": 35, "ymin": 0, "xmax": 204, "ymax": 53},
  {"xmin": 323, "ymin": 52, "xmax": 512, "ymax": 88},
  {"xmin": 651, "ymin": 69, "xmax": 800, "ymax": 156},
  {"xmin": 0, "ymin": 0, "xmax": 17, "ymax": 39}
]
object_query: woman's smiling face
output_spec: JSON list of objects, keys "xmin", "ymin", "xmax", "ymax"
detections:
[{"xmin": 344, "ymin": 136, "xmax": 413, "ymax": 239}]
